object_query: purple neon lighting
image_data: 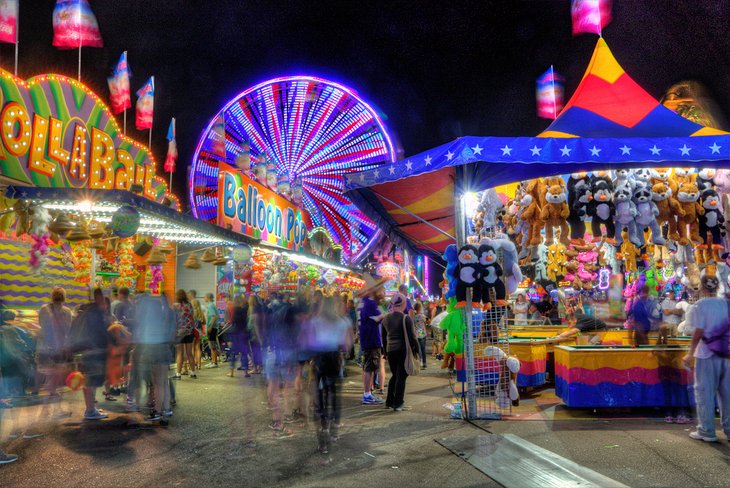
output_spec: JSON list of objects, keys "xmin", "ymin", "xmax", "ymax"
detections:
[{"xmin": 190, "ymin": 75, "xmax": 396, "ymax": 263}]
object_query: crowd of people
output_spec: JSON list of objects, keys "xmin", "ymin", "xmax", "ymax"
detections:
[
  {"xmin": 2, "ymin": 272, "xmax": 728, "ymax": 464},
  {"xmin": 0, "ymin": 277, "xmax": 442, "ymax": 462}
]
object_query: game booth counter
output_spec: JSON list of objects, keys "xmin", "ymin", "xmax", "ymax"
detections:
[
  {"xmin": 345, "ymin": 38, "xmax": 730, "ymax": 419},
  {"xmin": 0, "ymin": 68, "xmax": 257, "ymax": 337}
]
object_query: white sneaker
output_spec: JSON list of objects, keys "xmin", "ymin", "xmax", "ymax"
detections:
[
  {"xmin": 84, "ymin": 409, "xmax": 109, "ymax": 420},
  {"xmin": 689, "ymin": 430, "xmax": 718, "ymax": 442},
  {"xmin": 0, "ymin": 452, "xmax": 18, "ymax": 464},
  {"xmin": 205, "ymin": 363, "xmax": 219, "ymax": 369}
]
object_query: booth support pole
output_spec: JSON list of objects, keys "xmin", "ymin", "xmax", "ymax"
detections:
[{"xmin": 455, "ymin": 165, "xmax": 476, "ymax": 419}]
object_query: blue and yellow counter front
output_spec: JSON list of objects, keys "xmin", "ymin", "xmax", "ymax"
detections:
[{"xmin": 555, "ymin": 345, "xmax": 691, "ymax": 408}]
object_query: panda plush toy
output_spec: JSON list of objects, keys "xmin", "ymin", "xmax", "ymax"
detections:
[
  {"xmin": 567, "ymin": 173, "xmax": 591, "ymax": 240},
  {"xmin": 478, "ymin": 242, "xmax": 505, "ymax": 310},
  {"xmin": 588, "ymin": 176, "xmax": 616, "ymax": 241},
  {"xmin": 455, "ymin": 245, "xmax": 480, "ymax": 308},
  {"xmin": 700, "ymin": 188, "xmax": 725, "ymax": 245}
]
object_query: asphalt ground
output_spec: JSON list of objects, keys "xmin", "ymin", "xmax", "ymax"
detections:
[{"xmin": 1, "ymin": 354, "xmax": 729, "ymax": 488}]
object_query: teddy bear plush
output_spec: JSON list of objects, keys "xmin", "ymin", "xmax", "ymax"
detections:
[
  {"xmin": 633, "ymin": 185, "xmax": 666, "ymax": 246},
  {"xmin": 676, "ymin": 182, "xmax": 705, "ymax": 246},
  {"xmin": 651, "ymin": 182, "xmax": 683, "ymax": 242},
  {"xmin": 616, "ymin": 229, "xmax": 641, "ymax": 272},
  {"xmin": 539, "ymin": 178, "xmax": 570, "ymax": 245}
]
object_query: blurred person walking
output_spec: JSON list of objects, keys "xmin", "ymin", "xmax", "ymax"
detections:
[
  {"xmin": 228, "ymin": 296, "xmax": 251, "ymax": 377},
  {"xmin": 382, "ymin": 293, "xmax": 419, "ymax": 411},
  {"xmin": 136, "ymin": 294, "xmax": 176, "ymax": 424},
  {"xmin": 70, "ymin": 288, "xmax": 111, "ymax": 420},
  {"xmin": 37, "ymin": 287, "xmax": 73, "ymax": 418},
  {"xmin": 307, "ymin": 295, "xmax": 353, "ymax": 453},
  {"xmin": 248, "ymin": 295, "xmax": 263, "ymax": 374}
]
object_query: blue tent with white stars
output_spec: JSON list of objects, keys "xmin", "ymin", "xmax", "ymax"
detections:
[{"xmin": 343, "ymin": 39, "xmax": 730, "ymax": 257}]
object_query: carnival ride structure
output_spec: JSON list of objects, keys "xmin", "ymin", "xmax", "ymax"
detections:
[{"xmin": 189, "ymin": 76, "xmax": 398, "ymax": 264}]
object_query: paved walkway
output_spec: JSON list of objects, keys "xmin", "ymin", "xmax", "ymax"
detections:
[{"xmin": 1, "ymin": 356, "xmax": 729, "ymax": 487}]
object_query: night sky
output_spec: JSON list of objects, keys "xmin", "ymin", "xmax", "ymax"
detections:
[{"xmin": 11, "ymin": 1, "xmax": 730, "ymax": 209}]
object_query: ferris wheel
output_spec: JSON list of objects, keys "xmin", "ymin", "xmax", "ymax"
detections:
[{"xmin": 190, "ymin": 75, "xmax": 397, "ymax": 263}]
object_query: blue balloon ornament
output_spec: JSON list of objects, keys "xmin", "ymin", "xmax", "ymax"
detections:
[{"xmin": 110, "ymin": 205, "xmax": 140, "ymax": 238}]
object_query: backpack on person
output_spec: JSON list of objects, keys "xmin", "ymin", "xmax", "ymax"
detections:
[{"xmin": 702, "ymin": 303, "xmax": 730, "ymax": 358}]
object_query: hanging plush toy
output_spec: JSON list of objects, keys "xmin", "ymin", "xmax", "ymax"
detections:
[
  {"xmin": 674, "ymin": 168, "xmax": 697, "ymax": 187},
  {"xmin": 697, "ymin": 168, "xmax": 716, "ymax": 193},
  {"xmin": 613, "ymin": 184, "xmax": 639, "ymax": 247},
  {"xmin": 476, "ymin": 188, "xmax": 504, "ymax": 234},
  {"xmin": 546, "ymin": 241, "xmax": 567, "ymax": 282},
  {"xmin": 441, "ymin": 298, "xmax": 465, "ymax": 356},
  {"xmin": 699, "ymin": 188, "xmax": 725, "ymax": 245},
  {"xmin": 632, "ymin": 168, "xmax": 653, "ymax": 189},
  {"xmin": 567, "ymin": 173, "xmax": 590, "ymax": 241},
  {"xmin": 615, "ymin": 168, "xmax": 636, "ymax": 192},
  {"xmin": 442, "ymin": 244, "xmax": 459, "ymax": 300},
  {"xmin": 587, "ymin": 175, "xmax": 615, "ymax": 242},
  {"xmin": 477, "ymin": 242, "xmax": 504, "ymax": 310},
  {"xmin": 617, "ymin": 230, "xmax": 640, "ymax": 273},
  {"xmin": 651, "ymin": 182, "xmax": 682, "ymax": 243},
  {"xmin": 676, "ymin": 182, "xmax": 704, "ymax": 246},
  {"xmin": 633, "ymin": 185, "xmax": 665, "ymax": 246},
  {"xmin": 455, "ymin": 245, "xmax": 480, "ymax": 308},
  {"xmin": 513, "ymin": 193, "xmax": 533, "ymax": 258},
  {"xmin": 539, "ymin": 177, "xmax": 570, "ymax": 245}
]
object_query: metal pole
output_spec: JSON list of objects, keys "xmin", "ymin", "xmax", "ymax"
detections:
[
  {"xmin": 123, "ymin": 109, "xmax": 127, "ymax": 135},
  {"xmin": 13, "ymin": 8, "xmax": 18, "ymax": 77},
  {"xmin": 455, "ymin": 165, "xmax": 476, "ymax": 419}
]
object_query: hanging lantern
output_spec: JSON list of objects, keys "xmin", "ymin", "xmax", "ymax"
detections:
[
  {"xmin": 65, "ymin": 224, "xmax": 91, "ymax": 242},
  {"xmin": 184, "ymin": 252, "xmax": 202, "ymax": 269},
  {"xmin": 13, "ymin": 200, "xmax": 30, "ymax": 237},
  {"xmin": 105, "ymin": 237, "xmax": 119, "ymax": 253},
  {"xmin": 146, "ymin": 247, "xmax": 167, "ymax": 265},
  {"xmin": 201, "ymin": 248, "xmax": 217, "ymax": 263},
  {"xmin": 158, "ymin": 240, "xmax": 174, "ymax": 254},
  {"xmin": 48, "ymin": 212, "xmax": 74, "ymax": 237},
  {"xmin": 212, "ymin": 247, "xmax": 228, "ymax": 266}
]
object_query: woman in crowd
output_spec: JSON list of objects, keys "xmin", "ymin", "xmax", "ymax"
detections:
[
  {"xmin": 513, "ymin": 293, "xmax": 529, "ymax": 326},
  {"xmin": 188, "ymin": 290, "xmax": 205, "ymax": 371},
  {"xmin": 381, "ymin": 293, "xmax": 419, "ymax": 411},
  {"xmin": 173, "ymin": 289, "xmax": 197, "ymax": 379}
]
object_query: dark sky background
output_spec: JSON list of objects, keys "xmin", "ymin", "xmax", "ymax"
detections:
[{"xmin": 11, "ymin": 1, "xmax": 730, "ymax": 210}]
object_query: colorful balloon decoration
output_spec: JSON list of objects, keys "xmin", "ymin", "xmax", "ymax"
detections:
[{"xmin": 110, "ymin": 205, "xmax": 140, "ymax": 238}]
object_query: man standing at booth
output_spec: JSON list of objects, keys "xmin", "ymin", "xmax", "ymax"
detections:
[
  {"xmin": 358, "ymin": 275, "xmax": 387, "ymax": 405},
  {"xmin": 683, "ymin": 279, "xmax": 730, "ymax": 443}
]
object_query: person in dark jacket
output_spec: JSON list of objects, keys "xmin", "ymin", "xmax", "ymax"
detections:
[
  {"xmin": 228, "ymin": 295, "xmax": 250, "ymax": 377},
  {"xmin": 382, "ymin": 293, "xmax": 419, "ymax": 411}
]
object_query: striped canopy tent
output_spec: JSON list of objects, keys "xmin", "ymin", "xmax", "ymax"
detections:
[{"xmin": 344, "ymin": 38, "xmax": 730, "ymax": 258}]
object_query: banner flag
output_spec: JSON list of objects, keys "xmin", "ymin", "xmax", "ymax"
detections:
[
  {"xmin": 164, "ymin": 118, "xmax": 177, "ymax": 173},
  {"xmin": 135, "ymin": 76, "xmax": 154, "ymax": 130},
  {"xmin": 536, "ymin": 66, "xmax": 565, "ymax": 119},
  {"xmin": 571, "ymin": 0, "xmax": 612, "ymax": 36},
  {"xmin": 107, "ymin": 51, "xmax": 131, "ymax": 114},
  {"xmin": 52, "ymin": 0, "xmax": 103, "ymax": 49},
  {"xmin": 0, "ymin": 0, "xmax": 18, "ymax": 44}
]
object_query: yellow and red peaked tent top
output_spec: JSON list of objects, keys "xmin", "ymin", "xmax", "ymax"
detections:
[{"xmin": 540, "ymin": 38, "xmax": 728, "ymax": 138}]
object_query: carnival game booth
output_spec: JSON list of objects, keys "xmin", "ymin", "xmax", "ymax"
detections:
[
  {"xmin": 0, "ymin": 69, "xmax": 258, "ymax": 333},
  {"xmin": 345, "ymin": 39, "xmax": 730, "ymax": 419}
]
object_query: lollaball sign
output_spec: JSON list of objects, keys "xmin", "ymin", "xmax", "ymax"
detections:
[{"xmin": 0, "ymin": 71, "xmax": 175, "ymax": 205}]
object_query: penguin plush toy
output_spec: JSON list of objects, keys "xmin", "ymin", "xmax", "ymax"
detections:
[
  {"xmin": 456, "ymin": 245, "xmax": 480, "ymax": 309},
  {"xmin": 478, "ymin": 243, "xmax": 505, "ymax": 310}
]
